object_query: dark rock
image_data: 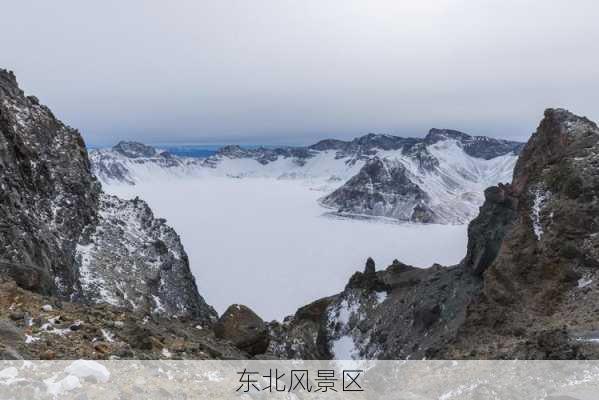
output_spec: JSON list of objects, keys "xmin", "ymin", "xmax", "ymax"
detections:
[
  {"xmin": 294, "ymin": 297, "xmax": 335, "ymax": 323},
  {"xmin": 462, "ymin": 184, "xmax": 518, "ymax": 276},
  {"xmin": 413, "ymin": 304, "xmax": 441, "ymax": 331},
  {"xmin": 9, "ymin": 312, "xmax": 24, "ymax": 321},
  {"xmin": 0, "ymin": 320, "xmax": 23, "ymax": 344},
  {"xmin": 321, "ymin": 157, "xmax": 432, "ymax": 222},
  {"xmin": 214, "ymin": 304, "xmax": 270, "ymax": 356},
  {"xmin": 112, "ymin": 141, "xmax": 157, "ymax": 158},
  {"xmin": 364, "ymin": 257, "xmax": 375, "ymax": 274},
  {"xmin": 0, "ymin": 69, "xmax": 217, "ymax": 323}
]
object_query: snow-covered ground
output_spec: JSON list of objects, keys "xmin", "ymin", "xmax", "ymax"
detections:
[{"xmin": 107, "ymin": 177, "xmax": 468, "ymax": 321}]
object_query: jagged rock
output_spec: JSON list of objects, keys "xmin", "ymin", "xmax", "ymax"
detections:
[
  {"xmin": 445, "ymin": 108, "xmax": 599, "ymax": 358},
  {"xmin": 462, "ymin": 184, "xmax": 518, "ymax": 276},
  {"xmin": 0, "ymin": 69, "xmax": 100, "ymax": 296},
  {"xmin": 214, "ymin": 304, "xmax": 270, "ymax": 355},
  {"xmin": 364, "ymin": 257, "xmax": 375, "ymax": 274},
  {"xmin": 113, "ymin": 141, "xmax": 157, "ymax": 158},
  {"xmin": 0, "ymin": 69, "xmax": 216, "ymax": 325},
  {"xmin": 269, "ymin": 108, "xmax": 599, "ymax": 360},
  {"xmin": 321, "ymin": 157, "xmax": 432, "ymax": 221},
  {"xmin": 74, "ymin": 193, "xmax": 217, "ymax": 323}
]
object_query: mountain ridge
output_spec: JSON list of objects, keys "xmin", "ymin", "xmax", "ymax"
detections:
[{"xmin": 91, "ymin": 130, "xmax": 522, "ymax": 224}]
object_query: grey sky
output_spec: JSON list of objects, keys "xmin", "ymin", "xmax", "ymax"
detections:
[{"xmin": 3, "ymin": 0, "xmax": 599, "ymax": 146}]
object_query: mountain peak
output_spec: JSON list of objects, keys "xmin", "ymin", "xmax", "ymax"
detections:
[
  {"xmin": 425, "ymin": 128, "xmax": 472, "ymax": 142},
  {"xmin": 512, "ymin": 107, "xmax": 599, "ymax": 193},
  {"xmin": 425, "ymin": 127, "xmax": 524, "ymax": 160},
  {"xmin": 112, "ymin": 141, "xmax": 158, "ymax": 158},
  {"xmin": 0, "ymin": 69, "xmax": 25, "ymax": 100}
]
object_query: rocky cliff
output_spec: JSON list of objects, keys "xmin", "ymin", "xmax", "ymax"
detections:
[
  {"xmin": 320, "ymin": 157, "xmax": 436, "ymax": 222},
  {"xmin": 0, "ymin": 69, "xmax": 215, "ymax": 324},
  {"xmin": 268, "ymin": 109, "xmax": 599, "ymax": 360}
]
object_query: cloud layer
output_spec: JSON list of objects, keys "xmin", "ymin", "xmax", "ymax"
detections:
[{"xmin": 3, "ymin": 0, "xmax": 599, "ymax": 145}]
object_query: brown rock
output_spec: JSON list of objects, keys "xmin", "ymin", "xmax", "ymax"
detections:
[
  {"xmin": 40, "ymin": 350, "xmax": 56, "ymax": 360},
  {"xmin": 94, "ymin": 342, "xmax": 110, "ymax": 354},
  {"xmin": 214, "ymin": 304, "xmax": 269, "ymax": 355}
]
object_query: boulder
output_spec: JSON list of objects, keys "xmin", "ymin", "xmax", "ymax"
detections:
[{"xmin": 214, "ymin": 304, "xmax": 269, "ymax": 355}]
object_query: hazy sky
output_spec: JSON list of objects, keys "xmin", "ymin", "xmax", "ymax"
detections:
[{"xmin": 3, "ymin": 0, "xmax": 599, "ymax": 146}]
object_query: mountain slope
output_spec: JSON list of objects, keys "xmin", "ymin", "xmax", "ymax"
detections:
[
  {"xmin": 267, "ymin": 108, "xmax": 599, "ymax": 360},
  {"xmin": 321, "ymin": 138, "xmax": 517, "ymax": 223},
  {"xmin": 320, "ymin": 157, "xmax": 435, "ymax": 222},
  {"xmin": 0, "ymin": 69, "xmax": 215, "ymax": 324}
]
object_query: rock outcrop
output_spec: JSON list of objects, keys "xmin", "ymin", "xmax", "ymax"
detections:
[
  {"xmin": 74, "ymin": 194, "xmax": 216, "ymax": 322},
  {"xmin": 269, "ymin": 109, "xmax": 599, "ymax": 360},
  {"xmin": 320, "ymin": 157, "xmax": 436, "ymax": 222},
  {"xmin": 0, "ymin": 69, "xmax": 100, "ymax": 296},
  {"xmin": 446, "ymin": 108, "xmax": 599, "ymax": 359},
  {"xmin": 214, "ymin": 304, "xmax": 270, "ymax": 356},
  {"xmin": 0, "ymin": 69, "xmax": 215, "ymax": 326}
]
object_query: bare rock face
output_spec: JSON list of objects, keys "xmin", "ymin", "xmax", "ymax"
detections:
[
  {"xmin": 112, "ymin": 141, "xmax": 157, "ymax": 158},
  {"xmin": 0, "ymin": 69, "xmax": 100, "ymax": 296},
  {"xmin": 462, "ymin": 184, "xmax": 518, "ymax": 276},
  {"xmin": 447, "ymin": 108, "xmax": 599, "ymax": 359},
  {"xmin": 0, "ymin": 69, "xmax": 216, "ymax": 325},
  {"xmin": 214, "ymin": 304, "xmax": 270, "ymax": 355},
  {"xmin": 320, "ymin": 157, "xmax": 435, "ymax": 222},
  {"xmin": 270, "ymin": 108, "xmax": 599, "ymax": 360},
  {"xmin": 74, "ymin": 194, "xmax": 217, "ymax": 323}
]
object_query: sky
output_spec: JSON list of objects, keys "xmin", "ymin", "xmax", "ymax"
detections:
[{"xmin": 2, "ymin": 0, "xmax": 599, "ymax": 147}]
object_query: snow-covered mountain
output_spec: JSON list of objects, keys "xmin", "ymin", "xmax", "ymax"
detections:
[{"xmin": 90, "ymin": 131, "xmax": 523, "ymax": 224}]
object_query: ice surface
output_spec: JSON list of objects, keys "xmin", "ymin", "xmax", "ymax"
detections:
[{"xmin": 107, "ymin": 177, "xmax": 468, "ymax": 321}]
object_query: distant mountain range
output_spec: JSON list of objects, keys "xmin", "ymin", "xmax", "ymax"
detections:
[{"xmin": 90, "ymin": 131, "xmax": 523, "ymax": 224}]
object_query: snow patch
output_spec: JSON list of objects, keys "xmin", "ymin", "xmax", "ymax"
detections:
[
  {"xmin": 578, "ymin": 278, "xmax": 593, "ymax": 288},
  {"xmin": 531, "ymin": 189, "xmax": 550, "ymax": 240},
  {"xmin": 375, "ymin": 291, "xmax": 387, "ymax": 304},
  {"xmin": 331, "ymin": 335, "xmax": 359, "ymax": 360}
]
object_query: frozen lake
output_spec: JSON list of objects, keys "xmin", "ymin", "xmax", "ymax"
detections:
[{"xmin": 107, "ymin": 177, "xmax": 468, "ymax": 321}]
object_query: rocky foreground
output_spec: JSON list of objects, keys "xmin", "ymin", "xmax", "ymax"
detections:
[
  {"xmin": 1, "ymin": 68, "xmax": 599, "ymax": 360},
  {"xmin": 268, "ymin": 108, "xmax": 599, "ymax": 360}
]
